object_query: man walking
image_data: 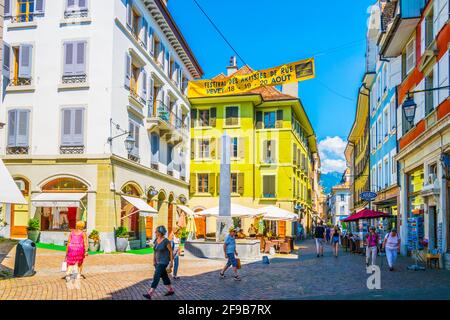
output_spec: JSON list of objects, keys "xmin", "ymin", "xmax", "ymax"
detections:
[
  {"xmin": 219, "ymin": 227, "xmax": 241, "ymax": 281},
  {"xmin": 314, "ymin": 221, "xmax": 326, "ymax": 257}
]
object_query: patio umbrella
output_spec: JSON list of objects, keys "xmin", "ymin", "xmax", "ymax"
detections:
[
  {"xmin": 185, "ymin": 215, "xmax": 197, "ymax": 240},
  {"xmin": 258, "ymin": 206, "xmax": 298, "ymax": 221},
  {"xmin": 342, "ymin": 209, "xmax": 391, "ymax": 222},
  {"xmin": 0, "ymin": 159, "xmax": 26, "ymax": 205},
  {"xmin": 194, "ymin": 203, "xmax": 260, "ymax": 218}
]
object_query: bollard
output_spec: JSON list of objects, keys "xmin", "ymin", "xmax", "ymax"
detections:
[{"xmin": 262, "ymin": 256, "xmax": 270, "ymax": 264}]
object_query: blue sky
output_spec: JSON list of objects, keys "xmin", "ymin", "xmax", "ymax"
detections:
[{"xmin": 169, "ymin": 0, "xmax": 375, "ymax": 172}]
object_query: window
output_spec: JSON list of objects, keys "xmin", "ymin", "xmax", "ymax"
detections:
[
  {"xmin": 65, "ymin": 0, "xmax": 88, "ymax": 18},
  {"xmin": 61, "ymin": 108, "xmax": 84, "ymax": 146},
  {"xmin": 7, "ymin": 109, "xmax": 30, "ymax": 149},
  {"xmin": 390, "ymin": 98, "xmax": 396, "ymax": 131},
  {"xmin": 231, "ymin": 173, "xmax": 238, "ymax": 193},
  {"xmin": 340, "ymin": 195, "xmax": 345, "ymax": 202},
  {"xmin": 383, "ymin": 107, "xmax": 389, "ymax": 138},
  {"xmin": 15, "ymin": 0, "xmax": 44, "ymax": 22},
  {"xmin": 377, "ymin": 116, "xmax": 382, "ymax": 145},
  {"xmin": 425, "ymin": 72, "xmax": 434, "ymax": 116},
  {"xmin": 4, "ymin": 44, "xmax": 33, "ymax": 86},
  {"xmin": 198, "ymin": 139, "xmax": 210, "ymax": 159},
  {"xmin": 63, "ymin": 41, "xmax": 87, "ymax": 82},
  {"xmin": 128, "ymin": 120, "xmax": 140, "ymax": 160},
  {"xmin": 199, "ymin": 109, "xmax": 210, "ymax": 127},
  {"xmin": 231, "ymin": 137, "xmax": 238, "ymax": 158},
  {"xmin": 263, "ymin": 140, "xmax": 276, "ymax": 163},
  {"xmin": 384, "ymin": 157, "xmax": 389, "ymax": 187},
  {"xmin": 151, "ymin": 133, "xmax": 160, "ymax": 166},
  {"xmin": 378, "ymin": 162, "xmax": 382, "ymax": 190},
  {"xmin": 225, "ymin": 106, "xmax": 239, "ymax": 126},
  {"xmin": 197, "ymin": 174, "xmax": 209, "ymax": 193},
  {"xmin": 263, "ymin": 175, "xmax": 276, "ymax": 198},
  {"xmin": 405, "ymin": 38, "xmax": 416, "ymax": 75},
  {"xmin": 263, "ymin": 111, "xmax": 276, "ymax": 129}
]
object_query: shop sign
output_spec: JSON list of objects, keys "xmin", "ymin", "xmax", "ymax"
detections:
[
  {"xmin": 188, "ymin": 58, "xmax": 315, "ymax": 98},
  {"xmin": 360, "ymin": 191, "xmax": 377, "ymax": 201}
]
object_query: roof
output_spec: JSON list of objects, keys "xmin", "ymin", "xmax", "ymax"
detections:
[
  {"xmin": 212, "ymin": 65, "xmax": 297, "ymax": 101},
  {"xmin": 152, "ymin": 0, "xmax": 203, "ymax": 78}
]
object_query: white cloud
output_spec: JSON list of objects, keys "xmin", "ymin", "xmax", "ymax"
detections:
[{"xmin": 318, "ymin": 136, "xmax": 347, "ymax": 174}]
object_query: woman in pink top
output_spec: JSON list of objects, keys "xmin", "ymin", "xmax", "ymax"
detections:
[
  {"xmin": 365, "ymin": 226, "xmax": 379, "ymax": 266},
  {"xmin": 65, "ymin": 221, "xmax": 88, "ymax": 281}
]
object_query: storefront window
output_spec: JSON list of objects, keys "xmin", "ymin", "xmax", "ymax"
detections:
[
  {"xmin": 121, "ymin": 184, "xmax": 141, "ymax": 240},
  {"xmin": 407, "ymin": 167, "xmax": 424, "ymax": 216},
  {"xmin": 42, "ymin": 178, "xmax": 88, "ymax": 192}
]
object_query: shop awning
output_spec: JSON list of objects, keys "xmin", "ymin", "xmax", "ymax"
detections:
[
  {"xmin": 257, "ymin": 206, "xmax": 298, "ymax": 221},
  {"xmin": 342, "ymin": 209, "xmax": 391, "ymax": 222},
  {"xmin": 0, "ymin": 159, "xmax": 27, "ymax": 205},
  {"xmin": 32, "ymin": 193, "xmax": 86, "ymax": 208},
  {"xmin": 121, "ymin": 195, "xmax": 157, "ymax": 217},
  {"xmin": 177, "ymin": 205, "xmax": 195, "ymax": 217},
  {"xmin": 195, "ymin": 203, "xmax": 260, "ymax": 218}
]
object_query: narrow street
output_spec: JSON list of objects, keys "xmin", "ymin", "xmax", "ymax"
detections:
[{"xmin": 2, "ymin": 240, "xmax": 450, "ymax": 300}]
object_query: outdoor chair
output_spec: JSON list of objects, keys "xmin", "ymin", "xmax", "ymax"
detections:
[
  {"xmin": 264, "ymin": 241, "xmax": 274, "ymax": 254},
  {"xmin": 279, "ymin": 241, "xmax": 291, "ymax": 254}
]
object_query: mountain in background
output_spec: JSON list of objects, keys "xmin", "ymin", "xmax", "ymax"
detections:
[{"xmin": 320, "ymin": 172, "xmax": 344, "ymax": 194}]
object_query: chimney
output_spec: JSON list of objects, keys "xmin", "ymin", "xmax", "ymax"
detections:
[
  {"xmin": 226, "ymin": 56, "xmax": 238, "ymax": 76},
  {"xmin": 281, "ymin": 82, "xmax": 299, "ymax": 98}
]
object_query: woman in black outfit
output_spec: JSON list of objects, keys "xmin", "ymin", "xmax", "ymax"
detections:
[{"xmin": 143, "ymin": 226, "xmax": 174, "ymax": 300}]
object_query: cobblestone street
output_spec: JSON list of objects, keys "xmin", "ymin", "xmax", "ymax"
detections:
[{"xmin": 1, "ymin": 239, "xmax": 450, "ymax": 300}]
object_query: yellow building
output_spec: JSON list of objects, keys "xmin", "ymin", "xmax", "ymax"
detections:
[{"xmin": 188, "ymin": 64, "xmax": 319, "ymax": 237}]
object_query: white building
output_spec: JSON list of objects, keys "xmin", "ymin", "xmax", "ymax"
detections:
[
  {"xmin": 329, "ymin": 169, "xmax": 351, "ymax": 228},
  {"xmin": 0, "ymin": 0, "xmax": 202, "ymax": 250}
]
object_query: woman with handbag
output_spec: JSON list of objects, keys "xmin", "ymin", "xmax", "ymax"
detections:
[
  {"xmin": 65, "ymin": 221, "xmax": 88, "ymax": 282},
  {"xmin": 143, "ymin": 226, "xmax": 175, "ymax": 300}
]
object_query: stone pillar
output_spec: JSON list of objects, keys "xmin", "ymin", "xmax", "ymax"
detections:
[
  {"xmin": 86, "ymin": 192, "xmax": 96, "ymax": 233},
  {"xmin": 399, "ymin": 163, "xmax": 408, "ymax": 256},
  {"xmin": 217, "ymin": 133, "xmax": 233, "ymax": 242}
]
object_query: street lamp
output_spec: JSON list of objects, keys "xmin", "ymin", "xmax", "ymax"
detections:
[
  {"xmin": 402, "ymin": 94, "xmax": 417, "ymax": 125},
  {"xmin": 124, "ymin": 134, "xmax": 135, "ymax": 154}
]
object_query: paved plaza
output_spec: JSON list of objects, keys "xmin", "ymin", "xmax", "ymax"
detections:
[{"xmin": 1, "ymin": 239, "xmax": 450, "ymax": 300}]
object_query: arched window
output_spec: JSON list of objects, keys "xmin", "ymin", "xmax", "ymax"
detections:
[{"xmin": 42, "ymin": 177, "xmax": 88, "ymax": 192}]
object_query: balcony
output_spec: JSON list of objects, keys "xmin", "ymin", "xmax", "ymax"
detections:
[
  {"xmin": 64, "ymin": 9, "xmax": 89, "ymax": 19},
  {"xmin": 379, "ymin": 0, "xmax": 426, "ymax": 57},
  {"xmin": 6, "ymin": 146, "xmax": 29, "ymax": 155},
  {"xmin": 146, "ymin": 100, "xmax": 188, "ymax": 144},
  {"xmin": 60, "ymin": 145, "xmax": 84, "ymax": 155}
]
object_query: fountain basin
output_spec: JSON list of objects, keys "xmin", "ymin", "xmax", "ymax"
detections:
[{"xmin": 184, "ymin": 239, "xmax": 261, "ymax": 260}]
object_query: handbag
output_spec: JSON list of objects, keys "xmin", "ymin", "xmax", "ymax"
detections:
[
  {"xmin": 61, "ymin": 261, "xmax": 67, "ymax": 272},
  {"xmin": 236, "ymin": 258, "xmax": 241, "ymax": 269}
]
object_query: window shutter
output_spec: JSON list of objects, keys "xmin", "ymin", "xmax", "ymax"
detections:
[
  {"xmin": 74, "ymin": 41, "xmax": 86, "ymax": 75},
  {"xmin": 73, "ymin": 109, "xmax": 84, "ymax": 145},
  {"xmin": 190, "ymin": 173, "xmax": 196, "ymax": 194},
  {"xmin": 293, "ymin": 144, "xmax": 297, "ymax": 164},
  {"xmin": 209, "ymin": 107, "xmax": 217, "ymax": 127},
  {"xmin": 208, "ymin": 173, "xmax": 215, "ymax": 194},
  {"xmin": 190, "ymin": 109, "xmax": 197, "ymax": 127},
  {"xmin": 238, "ymin": 137, "xmax": 245, "ymax": 159},
  {"xmin": 67, "ymin": 0, "xmax": 76, "ymax": 10},
  {"xmin": 438, "ymin": 52, "xmax": 449, "ymax": 105},
  {"xmin": 62, "ymin": 109, "xmax": 73, "ymax": 145},
  {"xmin": 238, "ymin": 173, "xmax": 244, "ymax": 195},
  {"xmin": 420, "ymin": 19, "xmax": 425, "ymax": 56},
  {"xmin": 142, "ymin": 19, "xmax": 148, "ymax": 47},
  {"xmin": 263, "ymin": 140, "xmax": 268, "ymax": 162},
  {"xmin": 126, "ymin": 0, "xmax": 132, "ymax": 29},
  {"xmin": 19, "ymin": 44, "xmax": 33, "ymax": 79},
  {"xmin": 16, "ymin": 110, "xmax": 30, "ymax": 147},
  {"xmin": 216, "ymin": 138, "xmax": 221, "ymax": 160},
  {"xmin": 124, "ymin": 52, "xmax": 131, "ymax": 89},
  {"xmin": 3, "ymin": 43, "xmax": 11, "ymax": 79},
  {"xmin": 414, "ymin": 80, "xmax": 425, "ymax": 124},
  {"xmin": 397, "ymin": 104, "xmax": 403, "ymax": 139},
  {"xmin": 64, "ymin": 42, "xmax": 75, "ymax": 76},
  {"xmin": 148, "ymin": 76, "xmax": 154, "ymax": 110},
  {"xmin": 4, "ymin": 0, "xmax": 11, "ymax": 17},
  {"xmin": 148, "ymin": 27, "xmax": 154, "ymax": 55},
  {"xmin": 165, "ymin": 50, "xmax": 170, "ymax": 76},
  {"xmin": 7, "ymin": 110, "xmax": 17, "ymax": 146},
  {"xmin": 271, "ymin": 140, "xmax": 276, "ymax": 162},
  {"xmin": 134, "ymin": 124, "xmax": 140, "ymax": 154},
  {"xmin": 141, "ymin": 69, "xmax": 147, "ymax": 100},
  {"xmin": 190, "ymin": 139, "xmax": 195, "ymax": 159},
  {"xmin": 276, "ymin": 110, "xmax": 283, "ymax": 128},
  {"xmin": 78, "ymin": 0, "xmax": 88, "ymax": 10},
  {"xmin": 35, "ymin": 0, "xmax": 45, "ymax": 14},
  {"xmin": 256, "ymin": 111, "xmax": 263, "ymax": 129},
  {"xmin": 151, "ymin": 134, "xmax": 160, "ymax": 163},
  {"xmin": 210, "ymin": 137, "xmax": 216, "ymax": 159}
]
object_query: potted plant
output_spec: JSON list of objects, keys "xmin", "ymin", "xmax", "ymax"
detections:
[
  {"xmin": 180, "ymin": 228, "xmax": 188, "ymax": 244},
  {"xmin": 115, "ymin": 226, "xmax": 129, "ymax": 252},
  {"xmin": 27, "ymin": 218, "xmax": 40, "ymax": 243},
  {"xmin": 88, "ymin": 230, "xmax": 100, "ymax": 252}
]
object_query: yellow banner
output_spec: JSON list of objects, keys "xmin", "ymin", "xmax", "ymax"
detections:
[{"xmin": 188, "ymin": 58, "xmax": 315, "ymax": 98}]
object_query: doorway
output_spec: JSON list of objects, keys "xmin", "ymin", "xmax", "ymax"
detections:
[
  {"xmin": 11, "ymin": 178, "xmax": 29, "ymax": 239},
  {"xmin": 429, "ymin": 206, "xmax": 437, "ymax": 249}
]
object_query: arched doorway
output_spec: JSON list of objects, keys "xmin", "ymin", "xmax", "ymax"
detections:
[
  {"xmin": 11, "ymin": 177, "xmax": 30, "ymax": 238},
  {"xmin": 39, "ymin": 177, "xmax": 88, "ymax": 231},
  {"xmin": 121, "ymin": 183, "xmax": 142, "ymax": 240},
  {"xmin": 194, "ymin": 207, "xmax": 206, "ymax": 239},
  {"xmin": 146, "ymin": 187, "xmax": 158, "ymax": 239}
]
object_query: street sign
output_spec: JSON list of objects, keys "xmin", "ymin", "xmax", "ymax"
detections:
[{"xmin": 360, "ymin": 191, "xmax": 377, "ymax": 201}]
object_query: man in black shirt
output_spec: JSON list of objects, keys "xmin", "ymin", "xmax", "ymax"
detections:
[{"xmin": 314, "ymin": 221, "xmax": 326, "ymax": 257}]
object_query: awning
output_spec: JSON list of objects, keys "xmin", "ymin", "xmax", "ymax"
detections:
[
  {"xmin": 195, "ymin": 203, "xmax": 260, "ymax": 218},
  {"xmin": 257, "ymin": 206, "xmax": 298, "ymax": 221},
  {"xmin": 121, "ymin": 195, "xmax": 157, "ymax": 217},
  {"xmin": 32, "ymin": 193, "xmax": 86, "ymax": 208},
  {"xmin": 177, "ymin": 205, "xmax": 195, "ymax": 217},
  {"xmin": 0, "ymin": 159, "xmax": 27, "ymax": 205},
  {"xmin": 342, "ymin": 209, "xmax": 391, "ymax": 222}
]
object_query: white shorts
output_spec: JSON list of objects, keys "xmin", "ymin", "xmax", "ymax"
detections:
[{"xmin": 315, "ymin": 238, "xmax": 325, "ymax": 247}]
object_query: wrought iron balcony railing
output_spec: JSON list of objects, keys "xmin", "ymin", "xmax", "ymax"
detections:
[
  {"xmin": 64, "ymin": 9, "xmax": 89, "ymax": 19},
  {"xmin": 6, "ymin": 146, "xmax": 29, "ymax": 155},
  {"xmin": 60, "ymin": 145, "xmax": 84, "ymax": 154},
  {"xmin": 148, "ymin": 100, "xmax": 188, "ymax": 136},
  {"xmin": 9, "ymin": 78, "xmax": 32, "ymax": 87},
  {"xmin": 62, "ymin": 74, "xmax": 87, "ymax": 84}
]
